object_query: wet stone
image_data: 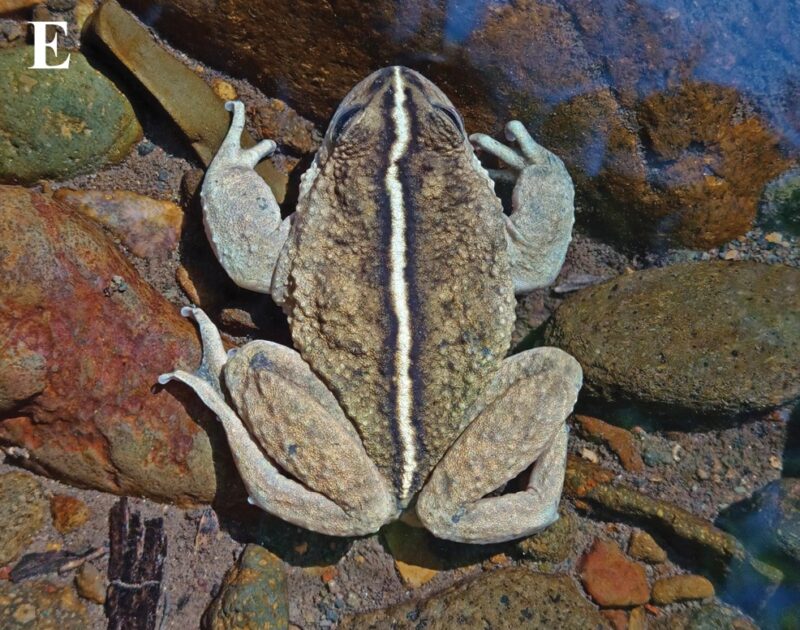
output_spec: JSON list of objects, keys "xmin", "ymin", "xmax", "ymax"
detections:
[
  {"xmin": 202, "ymin": 544, "xmax": 288, "ymax": 630},
  {"xmin": 717, "ymin": 477, "xmax": 800, "ymax": 583},
  {"xmin": 0, "ymin": 471, "xmax": 47, "ymax": 566},
  {"xmin": 74, "ymin": 563, "xmax": 106, "ymax": 605},
  {"xmin": 628, "ymin": 530, "xmax": 667, "ymax": 564},
  {"xmin": 516, "ymin": 507, "xmax": 578, "ymax": 563},
  {"xmin": 339, "ymin": 567, "xmax": 611, "ymax": 629},
  {"xmin": 50, "ymin": 494, "xmax": 90, "ymax": 534},
  {"xmin": 0, "ymin": 580, "xmax": 88, "ymax": 629},
  {"xmin": 578, "ymin": 539, "xmax": 650, "ymax": 608},
  {"xmin": 53, "ymin": 189, "xmax": 183, "ymax": 260},
  {"xmin": 545, "ymin": 262, "xmax": 800, "ymax": 417},
  {"xmin": 651, "ymin": 574, "xmax": 714, "ymax": 605},
  {"xmin": 0, "ymin": 48, "xmax": 141, "ymax": 184}
]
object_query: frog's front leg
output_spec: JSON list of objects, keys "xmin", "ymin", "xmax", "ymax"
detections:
[
  {"xmin": 471, "ymin": 122, "xmax": 575, "ymax": 293},
  {"xmin": 415, "ymin": 347, "xmax": 582, "ymax": 544},
  {"xmin": 201, "ymin": 101, "xmax": 292, "ymax": 296},
  {"xmin": 159, "ymin": 308, "xmax": 398, "ymax": 536}
]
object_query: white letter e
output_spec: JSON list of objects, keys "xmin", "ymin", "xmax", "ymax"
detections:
[{"xmin": 28, "ymin": 22, "xmax": 71, "ymax": 69}]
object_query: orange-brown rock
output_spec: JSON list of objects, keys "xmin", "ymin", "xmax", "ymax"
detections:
[
  {"xmin": 0, "ymin": 186, "xmax": 241, "ymax": 506},
  {"xmin": 651, "ymin": 574, "xmax": 714, "ymax": 604},
  {"xmin": 53, "ymin": 189, "xmax": 183, "ymax": 260},
  {"xmin": 119, "ymin": 0, "xmax": 795, "ymax": 248},
  {"xmin": 50, "ymin": 495, "xmax": 90, "ymax": 534},
  {"xmin": 578, "ymin": 539, "xmax": 650, "ymax": 607},
  {"xmin": 572, "ymin": 414, "xmax": 644, "ymax": 473}
]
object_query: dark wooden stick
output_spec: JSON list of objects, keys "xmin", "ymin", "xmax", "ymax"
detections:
[{"xmin": 106, "ymin": 498, "xmax": 167, "ymax": 630}]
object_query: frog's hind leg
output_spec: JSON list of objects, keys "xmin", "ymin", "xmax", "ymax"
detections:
[
  {"xmin": 471, "ymin": 121, "xmax": 575, "ymax": 293},
  {"xmin": 415, "ymin": 347, "xmax": 582, "ymax": 544},
  {"xmin": 160, "ymin": 308, "xmax": 397, "ymax": 537},
  {"xmin": 200, "ymin": 100, "xmax": 292, "ymax": 297}
]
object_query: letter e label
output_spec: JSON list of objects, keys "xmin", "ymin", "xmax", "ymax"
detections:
[{"xmin": 28, "ymin": 21, "xmax": 71, "ymax": 70}]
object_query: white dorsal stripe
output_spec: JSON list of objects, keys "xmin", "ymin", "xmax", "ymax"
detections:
[{"xmin": 386, "ymin": 67, "xmax": 417, "ymax": 499}]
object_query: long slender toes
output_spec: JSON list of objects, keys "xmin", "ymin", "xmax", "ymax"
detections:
[
  {"xmin": 469, "ymin": 133, "xmax": 527, "ymax": 171},
  {"xmin": 505, "ymin": 120, "xmax": 548, "ymax": 164},
  {"xmin": 180, "ymin": 306, "xmax": 227, "ymax": 386}
]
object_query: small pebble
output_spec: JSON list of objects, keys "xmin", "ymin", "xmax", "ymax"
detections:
[
  {"xmin": 580, "ymin": 447, "xmax": 599, "ymax": 464},
  {"xmin": 75, "ymin": 563, "xmax": 106, "ymax": 604},
  {"xmin": 137, "ymin": 140, "xmax": 156, "ymax": 156}
]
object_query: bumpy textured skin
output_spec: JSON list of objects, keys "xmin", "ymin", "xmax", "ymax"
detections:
[
  {"xmin": 162, "ymin": 66, "xmax": 582, "ymax": 543},
  {"xmin": 281, "ymin": 69, "xmax": 514, "ymax": 498}
]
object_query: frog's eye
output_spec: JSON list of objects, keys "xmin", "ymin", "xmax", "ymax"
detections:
[
  {"xmin": 434, "ymin": 104, "xmax": 465, "ymax": 137},
  {"xmin": 331, "ymin": 105, "xmax": 363, "ymax": 141}
]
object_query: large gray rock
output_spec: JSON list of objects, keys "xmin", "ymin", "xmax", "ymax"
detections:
[
  {"xmin": 0, "ymin": 47, "xmax": 141, "ymax": 184},
  {"xmin": 544, "ymin": 261, "xmax": 800, "ymax": 416},
  {"xmin": 339, "ymin": 567, "xmax": 610, "ymax": 629}
]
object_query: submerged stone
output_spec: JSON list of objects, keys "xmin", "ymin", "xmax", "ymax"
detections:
[
  {"xmin": 0, "ymin": 48, "xmax": 141, "ymax": 184},
  {"xmin": 545, "ymin": 262, "xmax": 800, "ymax": 417},
  {"xmin": 339, "ymin": 567, "xmax": 610, "ymax": 629}
]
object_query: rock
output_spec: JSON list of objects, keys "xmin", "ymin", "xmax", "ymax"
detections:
[
  {"xmin": 651, "ymin": 574, "xmax": 715, "ymax": 604},
  {"xmin": 653, "ymin": 602, "xmax": 758, "ymax": 630},
  {"xmin": 759, "ymin": 166, "xmax": 800, "ymax": 237},
  {"xmin": 0, "ymin": 580, "xmax": 88, "ymax": 629},
  {"xmin": 717, "ymin": 478, "xmax": 800, "ymax": 582},
  {"xmin": 211, "ymin": 79, "xmax": 237, "ymax": 102},
  {"xmin": 381, "ymin": 521, "xmax": 443, "ymax": 588},
  {"xmin": 49, "ymin": 495, "xmax": 90, "ymax": 534},
  {"xmin": 252, "ymin": 99, "xmax": 322, "ymax": 155},
  {"xmin": 0, "ymin": 472, "xmax": 47, "ymax": 565},
  {"xmin": 564, "ymin": 457, "xmax": 779, "ymax": 583},
  {"xmin": 119, "ymin": 0, "xmax": 794, "ymax": 249},
  {"xmin": 202, "ymin": 544, "xmax": 288, "ymax": 630},
  {"xmin": 0, "ymin": 186, "xmax": 242, "ymax": 506},
  {"xmin": 74, "ymin": 563, "xmax": 105, "ymax": 605},
  {"xmin": 0, "ymin": 48, "xmax": 141, "ymax": 184},
  {"xmin": 53, "ymin": 189, "xmax": 183, "ymax": 260},
  {"xmin": 46, "ymin": 0, "xmax": 76, "ymax": 10},
  {"xmin": 544, "ymin": 262, "xmax": 800, "ymax": 417},
  {"xmin": 578, "ymin": 539, "xmax": 650, "ymax": 607},
  {"xmin": 84, "ymin": 0, "xmax": 287, "ymax": 203},
  {"xmin": 601, "ymin": 609, "xmax": 628, "ymax": 630},
  {"xmin": 517, "ymin": 507, "xmax": 578, "ymax": 563},
  {"xmin": 629, "ymin": 530, "xmax": 667, "ymax": 564},
  {"xmin": 339, "ymin": 567, "xmax": 611, "ymax": 629},
  {"xmin": 0, "ymin": 0, "xmax": 38, "ymax": 13},
  {"xmin": 573, "ymin": 415, "xmax": 645, "ymax": 473}
]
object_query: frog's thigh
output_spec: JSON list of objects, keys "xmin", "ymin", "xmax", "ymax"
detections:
[
  {"xmin": 416, "ymin": 347, "xmax": 582, "ymax": 544},
  {"xmin": 198, "ymin": 340, "xmax": 394, "ymax": 537}
]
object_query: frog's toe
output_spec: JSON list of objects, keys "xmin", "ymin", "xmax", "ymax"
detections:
[
  {"xmin": 159, "ymin": 306, "xmax": 227, "ymax": 394},
  {"xmin": 470, "ymin": 132, "xmax": 526, "ymax": 171},
  {"xmin": 217, "ymin": 100, "xmax": 277, "ymax": 168},
  {"xmin": 503, "ymin": 120, "xmax": 550, "ymax": 165}
]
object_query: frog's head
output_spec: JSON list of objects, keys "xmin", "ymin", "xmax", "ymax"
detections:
[{"xmin": 319, "ymin": 66, "xmax": 469, "ymax": 163}]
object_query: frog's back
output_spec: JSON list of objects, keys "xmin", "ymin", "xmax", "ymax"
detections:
[{"xmin": 284, "ymin": 67, "xmax": 514, "ymax": 504}]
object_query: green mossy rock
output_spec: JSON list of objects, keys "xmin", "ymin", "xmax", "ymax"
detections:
[
  {"xmin": 0, "ymin": 47, "xmax": 141, "ymax": 183},
  {"xmin": 545, "ymin": 261, "xmax": 800, "ymax": 417},
  {"xmin": 202, "ymin": 545, "xmax": 288, "ymax": 630}
]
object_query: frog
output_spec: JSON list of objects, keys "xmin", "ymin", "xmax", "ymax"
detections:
[{"xmin": 159, "ymin": 66, "xmax": 582, "ymax": 544}]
